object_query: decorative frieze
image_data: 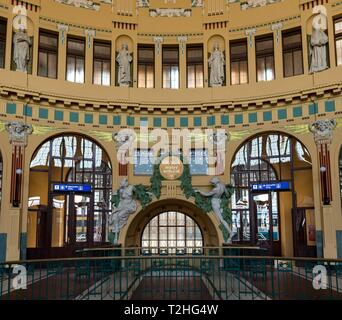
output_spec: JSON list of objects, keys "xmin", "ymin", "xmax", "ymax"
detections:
[
  {"xmin": 54, "ymin": 0, "xmax": 100, "ymax": 11},
  {"xmin": 149, "ymin": 8, "xmax": 192, "ymax": 18}
]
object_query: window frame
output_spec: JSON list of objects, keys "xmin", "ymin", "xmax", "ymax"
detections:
[
  {"xmin": 162, "ymin": 45, "xmax": 180, "ymax": 89},
  {"xmin": 66, "ymin": 36, "xmax": 86, "ymax": 83},
  {"xmin": 137, "ymin": 44, "xmax": 155, "ymax": 88},
  {"xmin": 38, "ymin": 29, "xmax": 59, "ymax": 79},
  {"xmin": 186, "ymin": 44, "xmax": 204, "ymax": 88},
  {"xmin": 0, "ymin": 17, "xmax": 7, "ymax": 69},
  {"xmin": 255, "ymin": 34, "xmax": 275, "ymax": 82},
  {"xmin": 282, "ymin": 27, "xmax": 304, "ymax": 78},
  {"xmin": 93, "ymin": 40, "xmax": 111, "ymax": 86},
  {"xmin": 334, "ymin": 16, "xmax": 342, "ymax": 66},
  {"xmin": 230, "ymin": 39, "xmax": 249, "ymax": 85}
]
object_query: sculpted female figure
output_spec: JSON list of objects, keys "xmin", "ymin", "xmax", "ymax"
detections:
[{"xmin": 208, "ymin": 43, "xmax": 225, "ymax": 87}]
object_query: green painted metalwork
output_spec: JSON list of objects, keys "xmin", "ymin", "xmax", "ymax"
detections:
[{"xmin": 1, "ymin": 251, "xmax": 342, "ymax": 300}]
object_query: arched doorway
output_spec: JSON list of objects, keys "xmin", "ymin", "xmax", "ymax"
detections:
[
  {"xmin": 124, "ymin": 199, "xmax": 220, "ymax": 252},
  {"xmin": 231, "ymin": 132, "xmax": 315, "ymax": 257},
  {"xmin": 27, "ymin": 134, "xmax": 112, "ymax": 258}
]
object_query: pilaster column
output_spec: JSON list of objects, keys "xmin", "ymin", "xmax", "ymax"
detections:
[
  {"xmin": 5, "ymin": 122, "xmax": 33, "ymax": 208},
  {"xmin": 245, "ymin": 28, "xmax": 256, "ymax": 84},
  {"xmin": 154, "ymin": 36, "xmax": 163, "ymax": 89},
  {"xmin": 57, "ymin": 24, "xmax": 69, "ymax": 80},
  {"xmin": 309, "ymin": 119, "xmax": 336, "ymax": 205},
  {"xmin": 178, "ymin": 36, "xmax": 188, "ymax": 89}
]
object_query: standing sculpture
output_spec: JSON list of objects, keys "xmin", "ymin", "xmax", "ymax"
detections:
[
  {"xmin": 195, "ymin": 177, "xmax": 233, "ymax": 243},
  {"xmin": 208, "ymin": 43, "xmax": 225, "ymax": 87},
  {"xmin": 108, "ymin": 178, "xmax": 137, "ymax": 244},
  {"xmin": 13, "ymin": 27, "xmax": 32, "ymax": 72},
  {"xmin": 116, "ymin": 44, "xmax": 132, "ymax": 87},
  {"xmin": 309, "ymin": 6, "xmax": 329, "ymax": 73}
]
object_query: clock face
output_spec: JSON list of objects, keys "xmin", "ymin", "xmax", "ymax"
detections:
[{"xmin": 159, "ymin": 156, "xmax": 184, "ymax": 180}]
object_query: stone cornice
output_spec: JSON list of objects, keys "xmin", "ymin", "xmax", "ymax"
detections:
[{"xmin": 1, "ymin": 82, "xmax": 341, "ymax": 114}]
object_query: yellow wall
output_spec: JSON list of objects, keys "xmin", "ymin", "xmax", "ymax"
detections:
[{"xmin": 0, "ymin": 0, "xmax": 341, "ymax": 261}]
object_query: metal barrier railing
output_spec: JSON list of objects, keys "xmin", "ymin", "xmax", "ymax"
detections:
[{"xmin": 1, "ymin": 254, "xmax": 341, "ymax": 300}]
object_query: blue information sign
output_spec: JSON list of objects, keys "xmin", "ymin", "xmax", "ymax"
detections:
[
  {"xmin": 251, "ymin": 181, "xmax": 291, "ymax": 192},
  {"xmin": 53, "ymin": 184, "xmax": 92, "ymax": 193}
]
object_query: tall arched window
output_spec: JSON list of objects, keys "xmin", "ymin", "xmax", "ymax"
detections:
[
  {"xmin": 28, "ymin": 134, "xmax": 112, "ymax": 255},
  {"xmin": 231, "ymin": 132, "xmax": 314, "ymax": 256},
  {"xmin": 141, "ymin": 211, "xmax": 203, "ymax": 254}
]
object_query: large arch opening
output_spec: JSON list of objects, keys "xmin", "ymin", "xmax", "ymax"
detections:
[
  {"xmin": 230, "ymin": 131, "xmax": 315, "ymax": 257},
  {"xmin": 141, "ymin": 211, "xmax": 204, "ymax": 255},
  {"xmin": 124, "ymin": 199, "xmax": 220, "ymax": 252},
  {"xmin": 27, "ymin": 134, "xmax": 112, "ymax": 259}
]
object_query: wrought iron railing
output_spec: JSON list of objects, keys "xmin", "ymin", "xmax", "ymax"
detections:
[{"xmin": 0, "ymin": 250, "xmax": 341, "ymax": 300}]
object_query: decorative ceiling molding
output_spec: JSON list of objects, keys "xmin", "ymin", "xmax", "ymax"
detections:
[
  {"xmin": 54, "ymin": 0, "xmax": 100, "ymax": 11},
  {"xmin": 149, "ymin": 8, "xmax": 192, "ymax": 17}
]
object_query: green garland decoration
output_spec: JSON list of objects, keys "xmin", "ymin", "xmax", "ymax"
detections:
[
  {"xmin": 111, "ymin": 156, "xmax": 234, "ymax": 241},
  {"xmin": 134, "ymin": 184, "xmax": 153, "ymax": 209},
  {"xmin": 150, "ymin": 164, "xmax": 163, "ymax": 199}
]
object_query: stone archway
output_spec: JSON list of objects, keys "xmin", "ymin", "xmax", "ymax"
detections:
[{"xmin": 123, "ymin": 198, "xmax": 221, "ymax": 248}]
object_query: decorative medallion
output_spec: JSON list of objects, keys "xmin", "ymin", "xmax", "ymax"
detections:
[{"xmin": 159, "ymin": 156, "xmax": 184, "ymax": 180}]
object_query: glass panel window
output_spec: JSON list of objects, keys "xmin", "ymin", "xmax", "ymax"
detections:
[
  {"xmin": 282, "ymin": 28, "xmax": 303, "ymax": 77},
  {"xmin": 230, "ymin": 40, "xmax": 248, "ymax": 85},
  {"xmin": 93, "ymin": 41, "xmax": 111, "ymax": 86},
  {"xmin": 138, "ymin": 45, "xmax": 154, "ymax": 88},
  {"xmin": 141, "ymin": 211, "xmax": 203, "ymax": 254},
  {"xmin": 0, "ymin": 19, "xmax": 7, "ymax": 69},
  {"xmin": 187, "ymin": 45, "xmax": 204, "ymax": 88},
  {"xmin": 256, "ymin": 35, "xmax": 275, "ymax": 82},
  {"xmin": 335, "ymin": 17, "xmax": 342, "ymax": 66},
  {"xmin": 66, "ymin": 37, "xmax": 85, "ymax": 83},
  {"xmin": 38, "ymin": 31, "xmax": 58, "ymax": 78},
  {"xmin": 190, "ymin": 149, "xmax": 208, "ymax": 175},
  {"xmin": 134, "ymin": 149, "xmax": 155, "ymax": 175},
  {"xmin": 163, "ymin": 46, "xmax": 179, "ymax": 89}
]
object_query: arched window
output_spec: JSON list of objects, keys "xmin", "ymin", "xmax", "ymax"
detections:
[
  {"xmin": 141, "ymin": 211, "xmax": 203, "ymax": 254},
  {"xmin": 231, "ymin": 132, "xmax": 314, "ymax": 256},
  {"xmin": 28, "ymin": 134, "xmax": 112, "ymax": 253}
]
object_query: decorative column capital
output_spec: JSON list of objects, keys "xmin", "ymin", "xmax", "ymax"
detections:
[
  {"xmin": 5, "ymin": 121, "xmax": 33, "ymax": 147},
  {"xmin": 84, "ymin": 29, "xmax": 96, "ymax": 48},
  {"xmin": 309, "ymin": 119, "xmax": 337, "ymax": 146},
  {"xmin": 245, "ymin": 28, "xmax": 256, "ymax": 48},
  {"xmin": 177, "ymin": 35, "xmax": 188, "ymax": 54},
  {"xmin": 112, "ymin": 130, "xmax": 136, "ymax": 150},
  {"xmin": 270, "ymin": 22, "xmax": 283, "ymax": 44},
  {"xmin": 57, "ymin": 24, "xmax": 69, "ymax": 45},
  {"xmin": 153, "ymin": 36, "xmax": 164, "ymax": 55}
]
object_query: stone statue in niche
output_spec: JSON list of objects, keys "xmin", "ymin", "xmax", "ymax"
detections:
[
  {"xmin": 13, "ymin": 27, "xmax": 32, "ymax": 72},
  {"xmin": 194, "ymin": 177, "xmax": 233, "ymax": 243},
  {"xmin": 208, "ymin": 43, "xmax": 225, "ymax": 87},
  {"xmin": 309, "ymin": 6, "xmax": 329, "ymax": 73},
  {"xmin": 108, "ymin": 178, "xmax": 137, "ymax": 244},
  {"xmin": 116, "ymin": 44, "xmax": 133, "ymax": 87}
]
